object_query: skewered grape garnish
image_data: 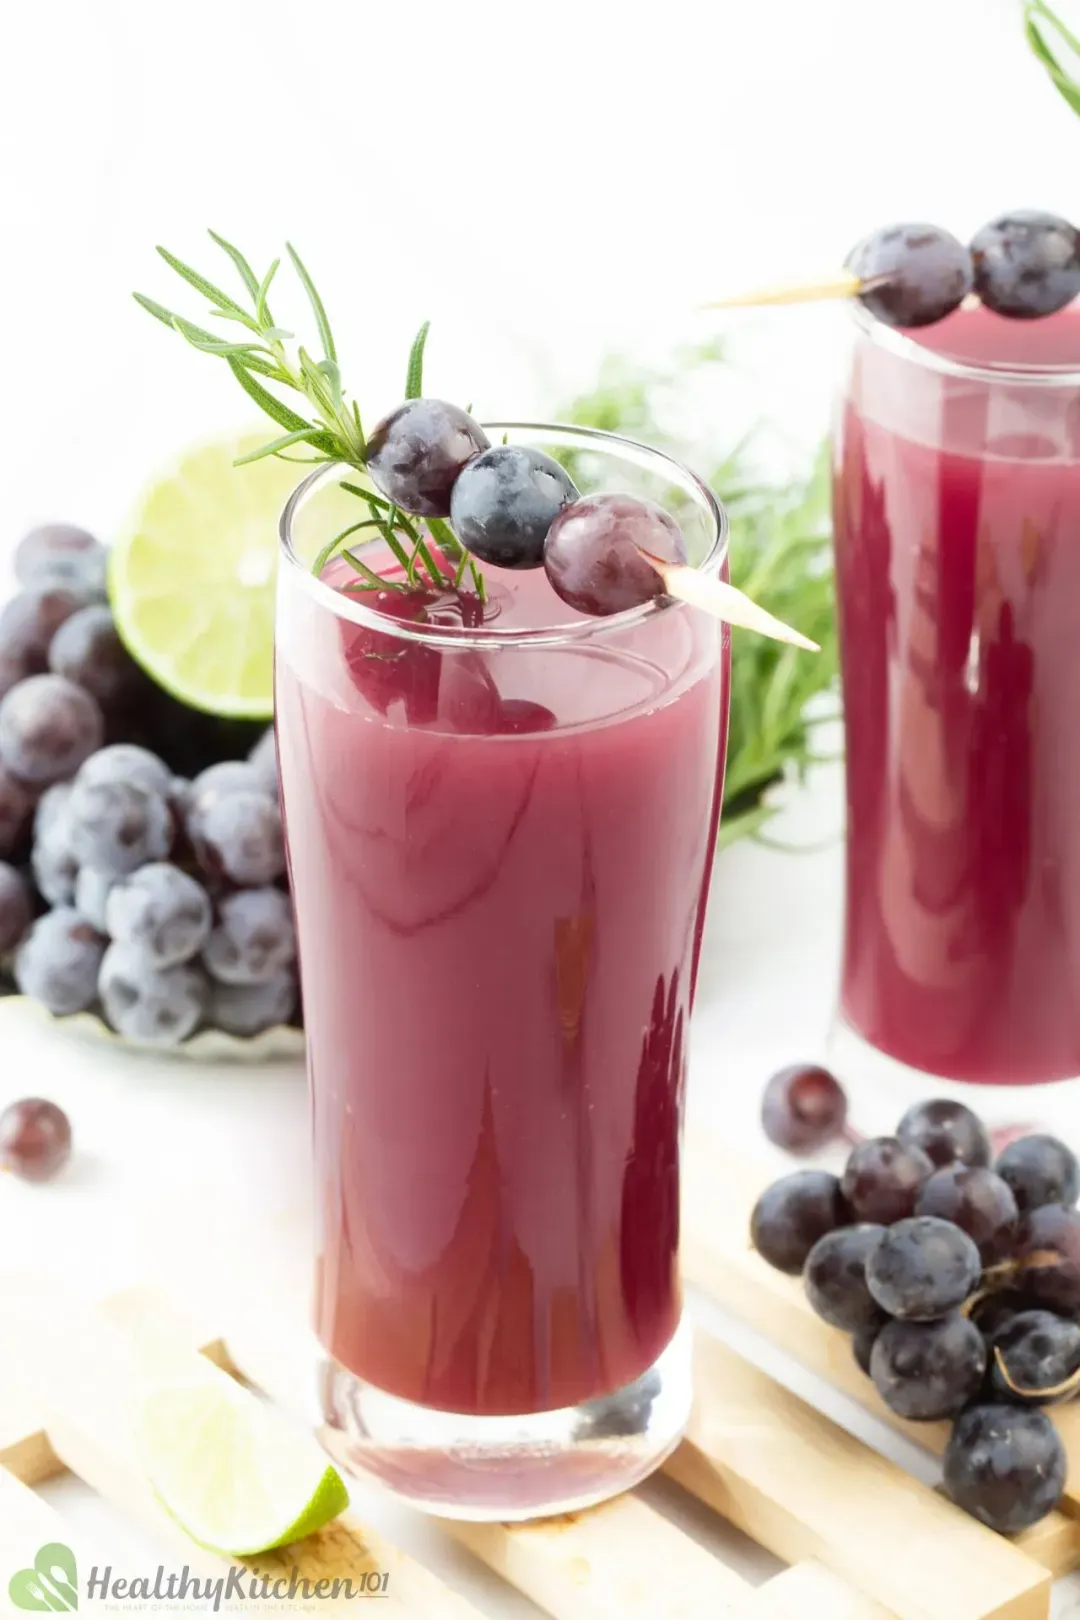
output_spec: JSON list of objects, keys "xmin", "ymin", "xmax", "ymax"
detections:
[
  {"xmin": 749, "ymin": 1093, "xmax": 1080, "ymax": 1531},
  {"xmin": 845, "ymin": 223, "xmax": 973, "ymax": 328},
  {"xmin": 971, "ymin": 210, "xmax": 1080, "ymax": 319},
  {"xmin": 710, "ymin": 209, "xmax": 1080, "ymax": 332},
  {"xmin": 0, "ymin": 1097, "xmax": 72, "ymax": 1182},
  {"xmin": 136, "ymin": 232, "xmax": 817, "ymax": 646}
]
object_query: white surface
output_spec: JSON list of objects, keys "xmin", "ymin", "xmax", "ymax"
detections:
[{"xmin": 3, "ymin": 0, "xmax": 1080, "ymax": 1608}]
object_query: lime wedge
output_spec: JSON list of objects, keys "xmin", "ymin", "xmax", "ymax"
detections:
[
  {"xmin": 110, "ymin": 431, "xmax": 302, "ymax": 719},
  {"xmin": 136, "ymin": 1355, "xmax": 348, "ymax": 1556}
]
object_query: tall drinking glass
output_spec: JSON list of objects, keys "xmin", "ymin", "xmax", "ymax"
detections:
[
  {"xmin": 829, "ymin": 303, "xmax": 1080, "ymax": 1132},
  {"xmin": 275, "ymin": 424, "xmax": 729, "ymax": 1519}
]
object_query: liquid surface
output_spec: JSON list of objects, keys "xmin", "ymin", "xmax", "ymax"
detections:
[
  {"xmin": 835, "ymin": 304, "xmax": 1080, "ymax": 1084},
  {"xmin": 276, "ymin": 556, "xmax": 728, "ymax": 1414}
]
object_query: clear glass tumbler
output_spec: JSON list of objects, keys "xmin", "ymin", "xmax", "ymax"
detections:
[
  {"xmin": 275, "ymin": 424, "xmax": 729, "ymax": 1519},
  {"xmin": 829, "ymin": 300, "xmax": 1080, "ymax": 1134}
]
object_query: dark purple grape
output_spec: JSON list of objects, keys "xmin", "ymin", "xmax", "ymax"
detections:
[
  {"xmin": 194, "ymin": 791, "xmax": 284, "ymax": 887},
  {"xmin": 866, "ymin": 1216, "xmax": 981, "ymax": 1321},
  {"xmin": 870, "ymin": 1314, "xmax": 986, "ymax": 1421},
  {"xmin": 846, "ymin": 223, "xmax": 973, "ymax": 328},
  {"xmin": 74, "ymin": 866, "xmax": 114, "ymax": 933},
  {"xmin": 366, "ymin": 399, "xmax": 490, "ymax": 517},
  {"xmin": 209, "ymin": 967, "xmax": 298, "ymax": 1036},
  {"xmin": 996, "ymin": 1134, "xmax": 1080, "ymax": 1214},
  {"xmin": 968, "ymin": 1290, "xmax": 1032, "ymax": 1340},
  {"xmin": 750, "ymin": 1169, "xmax": 848, "ymax": 1275},
  {"xmin": 971, "ymin": 211, "xmax": 1080, "ymax": 320},
  {"xmin": 202, "ymin": 887, "xmax": 296, "ymax": 986},
  {"xmin": 840, "ymin": 1137, "xmax": 934, "ymax": 1225},
  {"xmin": 990, "ymin": 1310, "xmax": 1080, "ymax": 1406},
  {"xmin": 944, "ymin": 1404, "xmax": 1066, "ymax": 1532},
  {"xmin": 77, "ymin": 744, "xmax": 173, "ymax": 800},
  {"xmin": 98, "ymin": 943, "xmax": 208, "ymax": 1046},
  {"xmin": 0, "ymin": 766, "xmax": 36, "ymax": 860},
  {"xmin": 449, "ymin": 445, "xmax": 578, "ymax": 570},
  {"xmin": 47, "ymin": 605, "xmax": 144, "ymax": 708},
  {"xmin": 804, "ymin": 1223, "xmax": 885, "ymax": 1332},
  {"xmin": 760, "ymin": 1063, "xmax": 848, "ymax": 1153},
  {"xmin": 914, "ymin": 1166, "xmax": 1018, "ymax": 1261},
  {"xmin": 185, "ymin": 760, "xmax": 270, "ymax": 842},
  {"xmin": 14, "ymin": 524, "xmax": 106, "ymax": 595},
  {"xmin": 14, "ymin": 907, "xmax": 105, "ymax": 1015},
  {"xmin": 543, "ymin": 494, "xmax": 687, "ymax": 618},
  {"xmin": 1015, "ymin": 1204, "xmax": 1080, "ymax": 1312},
  {"xmin": 0, "ymin": 675, "xmax": 104, "ymax": 784},
  {"xmin": 105, "ymin": 863, "xmax": 212, "ymax": 968},
  {"xmin": 67, "ymin": 777, "xmax": 172, "ymax": 878},
  {"xmin": 896, "ymin": 1098, "xmax": 990, "ymax": 1169},
  {"xmin": 0, "ymin": 862, "xmax": 32, "ymax": 954},
  {"xmin": 247, "ymin": 727, "xmax": 278, "ymax": 795},
  {"xmin": 0, "ymin": 587, "xmax": 91, "ymax": 674},
  {"xmin": 853, "ymin": 1314, "xmax": 888, "ymax": 1376},
  {"xmin": 0, "ymin": 1097, "xmax": 72, "ymax": 1182}
]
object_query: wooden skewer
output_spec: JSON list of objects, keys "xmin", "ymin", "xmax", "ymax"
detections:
[
  {"xmin": 703, "ymin": 270, "xmax": 863, "ymax": 310},
  {"xmin": 639, "ymin": 550, "xmax": 820, "ymax": 651}
]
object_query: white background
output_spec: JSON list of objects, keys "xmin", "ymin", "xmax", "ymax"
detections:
[{"xmin": 2, "ymin": 0, "xmax": 1080, "ymax": 1614}]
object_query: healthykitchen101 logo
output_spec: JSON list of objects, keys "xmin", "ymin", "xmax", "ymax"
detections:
[{"xmin": 8, "ymin": 1541, "xmax": 389, "ymax": 1611}]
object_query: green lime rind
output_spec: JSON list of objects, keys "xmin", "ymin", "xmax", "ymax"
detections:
[
  {"xmin": 136, "ymin": 1360, "xmax": 349, "ymax": 1557},
  {"xmin": 109, "ymin": 431, "xmax": 300, "ymax": 720}
]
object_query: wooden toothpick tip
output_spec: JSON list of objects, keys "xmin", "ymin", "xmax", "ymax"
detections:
[
  {"xmin": 702, "ymin": 270, "xmax": 862, "ymax": 311},
  {"xmin": 638, "ymin": 550, "xmax": 820, "ymax": 651}
]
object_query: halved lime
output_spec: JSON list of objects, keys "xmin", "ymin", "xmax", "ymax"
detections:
[
  {"xmin": 109, "ymin": 431, "xmax": 302, "ymax": 719},
  {"xmin": 136, "ymin": 1353, "xmax": 348, "ymax": 1556}
]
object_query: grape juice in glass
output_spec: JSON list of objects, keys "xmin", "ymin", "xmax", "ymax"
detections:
[
  {"xmin": 275, "ymin": 425, "xmax": 729, "ymax": 1518},
  {"xmin": 831, "ymin": 303, "xmax": 1080, "ymax": 1124}
]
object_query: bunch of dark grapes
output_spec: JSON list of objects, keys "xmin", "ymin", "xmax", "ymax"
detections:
[
  {"xmin": 751, "ymin": 1089, "xmax": 1078, "ymax": 1535},
  {"xmin": 0, "ymin": 523, "xmax": 297, "ymax": 1046}
]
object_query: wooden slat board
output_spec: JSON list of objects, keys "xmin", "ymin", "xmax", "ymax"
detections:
[
  {"xmin": 0, "ymin": 1122, "xmax": 1076, "ymax": 1620},
  {"xmin": 681, "ymin": 1126, "xmax": 1080, "ymax": 1577}
]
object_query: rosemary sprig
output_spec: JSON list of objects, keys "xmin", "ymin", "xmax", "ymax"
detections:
[
  {"xmin": 1025, "ymin": 0, "xmax": 1080, "ymax": 116},
  {"xmin": 134, "ymin": 232, "xmax": 481, "ymax": 591}
]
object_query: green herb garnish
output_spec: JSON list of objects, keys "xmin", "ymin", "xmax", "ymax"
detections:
[
  {"xmin": 562, "ymin": 346, "xmax": 839, "ymax": 847},
  {"xmin": 134, "ymin": 234, "xmax": 482, "ymax": 593},
  {"xmin": 1025, "ymin": 1, "xmax": 1080, "ymax": 116}
]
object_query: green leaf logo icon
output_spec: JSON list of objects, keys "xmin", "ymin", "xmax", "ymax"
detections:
[{"xmin": 8, "ymin": 1543, "xmax": 78, "ymax": 1611}]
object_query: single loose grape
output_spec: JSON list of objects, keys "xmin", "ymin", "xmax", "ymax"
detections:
[
  {"xmin": 761, "ymin": 1063, "xmax": 848, "ymax": 1152},
  {"xmin": 0, "ymin": 1097, "xmax": 72, "ymax": 1181}
]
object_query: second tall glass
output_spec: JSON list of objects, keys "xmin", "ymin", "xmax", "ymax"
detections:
[
  {"xmin": 275, "ymin": 425, "xmax": 729, "ymax": 1519},
  {"xmin": 830, "ymin": 302, "xmax": 1080, "ymax": 1130}
]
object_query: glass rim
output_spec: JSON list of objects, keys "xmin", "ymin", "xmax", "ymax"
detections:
[
  {"xmin": 277, "ymin": 421, "xmax": 728, "ymax": 650},
  {"xmin": 849, "ymin": 298, "xmax": 1080, "ymax": 387}
]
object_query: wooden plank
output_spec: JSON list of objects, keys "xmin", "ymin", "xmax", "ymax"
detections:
[
  {"xmin": 448, "ymin": 1493, "xmax": 753, "ymax": 1619},
  {"xmin": 0, "ymin": 1282, "xmax": 487, "ymax": 1618},
  {"xmin": 107, "ymin": 1286, "xmax": 896, "ymax": 1620},
  {"xmin": 0, "ymin": 1469, "xmax": 86, "ymax": 1619},
  {"xmin": 743, "ymin": 1562, "xmax": 896, "ymax": 1619},
  {"xmin": 681, "ymin": 1127, "xmax": 1080, "ymax": 1576},
  {"xmin": 665, "ymin": 1331, "xmax": 1051, "ymax": 1620}
]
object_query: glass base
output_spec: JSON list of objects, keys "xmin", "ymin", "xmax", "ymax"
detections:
[
  {"xmin": 315, "ymin": 1312, "xmax": 692, "ymax": 1521},
  {"xmin": 827, "ymin": 1013, "xmax": 1080, "ymax": 1143}
]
